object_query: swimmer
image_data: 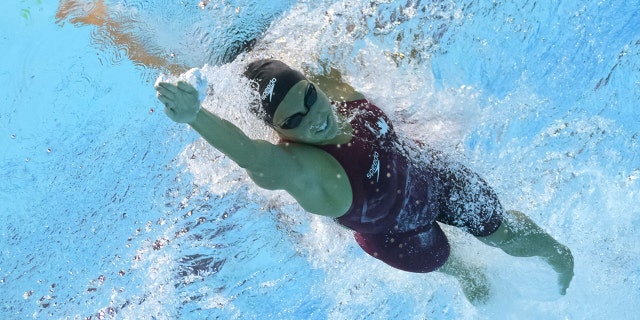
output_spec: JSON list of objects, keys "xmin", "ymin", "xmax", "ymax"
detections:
[
  {"xmin": 155, "ymin": 59, "xmax": 574, "ymax": 303},
  {"xmin": 56, "ymin": 0, "xmax": 573, "ymax": 304}
]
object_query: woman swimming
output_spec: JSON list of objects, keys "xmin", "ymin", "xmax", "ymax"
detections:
[
  {"xmin": 155, "ymin": 59, "xmax": 574, "ymax": 303},
  {"xmin": 55, "ymin": 0, "xmax": 573, "ymax": 304}
]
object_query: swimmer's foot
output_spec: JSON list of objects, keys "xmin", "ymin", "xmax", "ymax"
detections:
[
  {"xmin": 543, "ymin": 243, "xmax": 574, "ymax": 295},
  {"xmin": 478, "ymin": 210, "xmax": 575, "ymax": 295},
  {"xmin": 56, "ymin": 0, "xmax": 108, "ymax": 26}
]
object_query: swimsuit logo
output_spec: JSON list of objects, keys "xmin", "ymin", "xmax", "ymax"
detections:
[
  {"xmin": 365, "ymin": 118, "xmax": 389, "ymax": 138},
  {"xmin": 366, "ymin": 151, "xmax": 380, "ymax": 182},
  {"xmin": 376, "ymin": 119, "xmax": 389, "ymax": 138},
  {"xmin": 261, "ymin": 78, "xmax": 277, "ymax": 102}
]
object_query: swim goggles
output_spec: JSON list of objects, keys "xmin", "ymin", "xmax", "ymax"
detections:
[{"xmin": 277, "ymin": 83, "xmax": 317, "ymax": 130}]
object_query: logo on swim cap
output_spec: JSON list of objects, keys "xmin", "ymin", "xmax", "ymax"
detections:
[{"xmin": 261, "ymin": 78, "xmax": 277, "ymax": 102}]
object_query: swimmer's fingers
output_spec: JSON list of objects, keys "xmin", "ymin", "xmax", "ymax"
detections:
[
  {"xmin": 156, "ymin": 82, "xmax": 198, "ymax": 101},
  {"xmin": 156, "ymin": 81, "xmax": 201, "ymax": 124},
  {"xmin": 156, "ymin": 82, "xmax": 178, "ymax": 93},
  {"xmin": 164, "ymin": 104, "xmax": 176, "ymax": 118},
  {"xmin": 156, "ymin": 92, "xmax": 173, "ymax": 106},
  {"xmin": 155, "ymin": 82, "xmax": 178, "ymax": 101},
  {"xmin": 156, "ymin": 87, "xmax": 175, "ymax": 108},
  {"xmin": 176, "ymin": 81, "xmax": 197, "ymax": 94}
]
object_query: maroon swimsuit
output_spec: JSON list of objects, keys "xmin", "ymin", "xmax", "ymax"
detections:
[{"xmin": 319, "ymin": 100, "xmax": 502, "ymax": 273}]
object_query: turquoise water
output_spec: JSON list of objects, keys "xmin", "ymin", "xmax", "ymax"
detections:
[{"xmin": 1, "ymin": 0, "xmax": 639, "ymax": 319}]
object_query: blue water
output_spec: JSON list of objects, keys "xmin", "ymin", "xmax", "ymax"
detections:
[{"xmin": 1, "ymin": 1, "xmax": 639, "ymax": 319}]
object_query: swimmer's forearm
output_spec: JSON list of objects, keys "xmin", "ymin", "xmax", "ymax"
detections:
[{"xmin": 188, "ymin": 108, "xmax": 262, "ymax": 169}]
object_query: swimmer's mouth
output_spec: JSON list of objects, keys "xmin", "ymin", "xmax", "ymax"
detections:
[{"xmin": 314, "ymin": 117, "xmax": 329, "ymax": 133}]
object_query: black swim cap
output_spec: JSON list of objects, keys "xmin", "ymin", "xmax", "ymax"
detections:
[{"xmin": 244, "ymin": 59, "xmax": 306, "ymax": 124}]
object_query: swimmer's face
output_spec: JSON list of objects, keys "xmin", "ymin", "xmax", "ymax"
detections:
[{"xmin": 272, "ymin": 80, "xmax": 340, "ymax": 144}]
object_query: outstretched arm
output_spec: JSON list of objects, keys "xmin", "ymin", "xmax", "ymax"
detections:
[
  {"xmin": 155, "ymin": 82, "xmax": 352, "ymax": 217},
  {"xmin": 156, "ymin": 81, "xmax": 260, "ymax": 168}
]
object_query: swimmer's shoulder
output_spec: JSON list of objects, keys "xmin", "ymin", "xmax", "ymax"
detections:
[{"xmin": 309, "ymin": 67, "xmax": 364, "ymax": 101}]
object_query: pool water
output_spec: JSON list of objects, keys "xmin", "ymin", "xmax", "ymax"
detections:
[{"xmin": 1, "ymin": 0, "xmax": 639, "ymax": 319}]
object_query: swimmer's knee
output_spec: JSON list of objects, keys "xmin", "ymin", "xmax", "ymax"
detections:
[{"xmin": 475, "ymin": 219, "xmax": 515, "ymax": 247}]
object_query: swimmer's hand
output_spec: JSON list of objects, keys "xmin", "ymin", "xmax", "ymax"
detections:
[{"xmin": 155, "ymin": 81, "xmax": 201, "ymax": 124}]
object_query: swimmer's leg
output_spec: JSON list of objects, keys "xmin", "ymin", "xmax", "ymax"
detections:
[
  {"xmin": 476, "ymin": 210, "xmax": 574, "ymax": 295},
  {"xmin": 438, "ymin": 244, "xmax": 490, "ymax": 304}
]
